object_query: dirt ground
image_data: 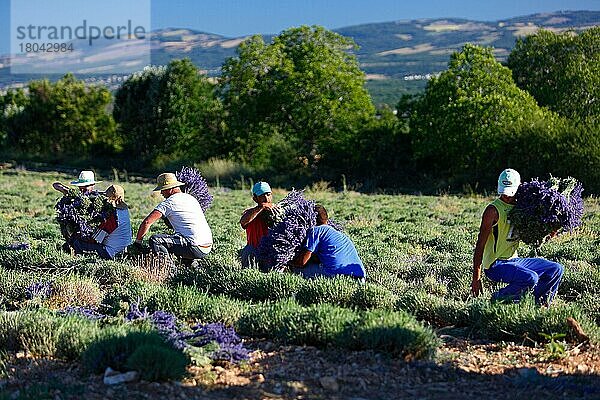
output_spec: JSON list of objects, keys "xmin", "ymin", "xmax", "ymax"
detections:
[{"xmin": 1, "ymin": 337, "xmax": 599, "ymax": 400}]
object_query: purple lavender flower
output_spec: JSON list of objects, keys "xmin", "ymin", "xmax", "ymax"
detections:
[
  {"xmin": 151, "ymin": 310, "xmax": 186, "ymax": 349},
  {"xmin": 55, "ymin": 189, "xmax": 115, "ymax": 239},
  {"xmin": 25, "ymin": 281, "xmax": 53, "ymax": 300},
  {"xmin": 125, "ymin": 301, "xmax": 149, "ymax": 321},
  {"xmin": 510, "ymin": 176, "xmax": 584, "ymax": 246},
  {"xmin": 256, "ymin": 190, "xmax": 317, "ymax": 270},
  {"xmin": 60, "ymin": 306, "xmax": 105, "ymax": 320},
  {"xmin": 6, "ymin": 242, "xmax": 30, "ymax": 250},
  {"xmin": 184, "ymin": 323, "xmax": 249, "ymax": 363},
  {"xmin": 176, "ymin": 166, "xmax": 213, "ymax": 212}
]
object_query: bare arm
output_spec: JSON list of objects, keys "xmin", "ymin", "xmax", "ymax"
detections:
[
  {"xmin": 472, "ymin": 205, "xmax": 498, "ymax": 296},
  {"xmin": 135, "ymin": 210, "xmax": 163, "ymax": 242},
  {"xmin": 52, "ymin": 182, "xmax": 69, "ymax": 195},
  {"xmin": 239, "ymin": 203, "xmax": 273, "ymax": 229},
  {"xmin": 290, "ymin": 248, "xmax": 313, "ymax": 268}
]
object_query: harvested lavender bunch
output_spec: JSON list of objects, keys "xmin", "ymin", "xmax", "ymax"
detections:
[
  {"xmin": 55, "ymin": 189, "xmax": 114, "ymax": 239},
  {"xmin": 184, "ymin": 323, "xmax": 249, "ymax": 363},
  {"xmin": 25, "ymin": 281, "xmax": 53, "ymax": 300},
  {"xmin": 151, "ymin": 310, "xmax": 185, "ymax": 349},
  {"xmin": 509, "ymin": 176, "xmax": 584, "ymax": 246},
  {"xmin": 6, "ymin": 242, "xmax": 30, "ymax": 251},
  {"xmin": 256, "ymin": 190, "xmax": 317, "ymax": 270},
  {"xmin": 124, "ymin": 300, "xmax": 149, "ymax": 321},
  {"xmin": 176, "ymin": 166, "xmax": 213, "ymax": 212}
]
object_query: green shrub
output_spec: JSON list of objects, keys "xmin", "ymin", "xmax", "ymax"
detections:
[
  {"xmin": 0, "ymin": 267, "xmax": 41, "ymax": 305},
  {"xmin": 559, "ymin": 261, "xmax": 600, "ymax": 300},
  {"xmin": 468, "ymin": 296, "xmax": 599, "ymax": 343},
  {"xmin": 236, "ymin": 299, "xmax": 302, "ymax": 338},
  {"xmin": 276, "ymin": 304, "xmax": 357, "ymax": 346},
  {"xmin": 574, "ymin": 293, "xmax": 600, "ymax": 325},
  {"xmin": 350, "ymin": 284, "xmax": 397, "ymax": 310},
  {"xmin": 295, "ymin": 276, "xmax": 358, "ymax": 307},
  {"xmin": 125, "ymin": 344, "xmax": 188, "ymax": 381},
  {"xmin": 396, "ymin": 290, "xmax": 469, "ymax": 327},
  {"xmin": 342, "ymin": 309, "xmax": 439, "ymax": 360},
  {"xmin": 0, "ymin": 310, "xmax": 100, "ymax": 360},
  {"xmin": 44, "ymin": 275, "xmax": 102, "ymax": 310},
  {"xmin": 82, "ymin": 329, "xmax": 175, "ymax": 374},
  {"xmin": 146, "ymin": 285, "xmax": 247, "ymax": 325},
  {"xmin": 101, "ymin": 281, "xmax": 166, "ymax": 315}
]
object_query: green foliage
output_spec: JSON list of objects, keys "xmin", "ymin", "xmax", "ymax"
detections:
[
  {"xmin": 125, "ymin": 344, "xmax": 189, "ymax": 381},
  {"xmin": 82, "ymin": 329, "xmax": 174, "ymax": 373},
  {"xmin": 343, "ymin": 308, "xmax": 440, "ymax": 360},
  {"xmin": 4, "ymin": 74, "xmax": 117, "ymax": 158},
  {"xmin": 0, "ymin": 310, "xmax": 100, "ymax": 360},
  {"xmin": 220, "ymin": 25, "xmax": 376, "ymax": 178},
  {"xmin": 113, "ymin": 59, "xmax": 224, "ymax": 167},
  {"xmin": 508, "ymin": 27, "xmax": 600, "ymax": 120},
  {"xmin": 410, "ymin": 44, "xmax": 562, "ymax": 186},
  {"xmin": 236, "ymin": 299, "xmax": 438, "ymax": 359},
  {"xmin": 295, "ymin": 276, "xmax": 358, "ymax": 307}
]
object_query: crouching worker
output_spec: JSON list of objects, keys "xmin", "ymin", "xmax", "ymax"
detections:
[
  {"xmin": 239, "ymin": 181, "xmax": 273, "ymax": 268},
  {"xmin": 291, "ymin": 205, "xmax": 366, "ymax": 281},
  {"xmin": 70, "ymin": 184, "xmax": 132, "ymax": 259},
  {"xmin": 135, "ymin": 173, "xmax": 213, "ymax": 265},
  {"xmin": 472, "ymin": 169, "xmax": 564, "ymax": 306}
]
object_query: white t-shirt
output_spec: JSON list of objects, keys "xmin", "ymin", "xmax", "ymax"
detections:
[
  {"xmin": 155, "ymin": 192, "xmax": 213, "ymax": 252},
  {"xmin": 103, "ymin": 208, "xmax": 132, "ymax": 258}
]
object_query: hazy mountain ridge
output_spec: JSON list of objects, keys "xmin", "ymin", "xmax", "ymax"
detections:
[{"xmin": 1, "ymin": 10, "xmax": 598, "ymax": 104}]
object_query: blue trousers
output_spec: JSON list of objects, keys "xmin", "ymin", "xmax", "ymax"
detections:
[{"xmin": 485, "ymin": 258, "xmax": 564, "ymax": 305}]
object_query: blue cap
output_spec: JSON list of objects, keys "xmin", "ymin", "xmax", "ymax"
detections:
[{"xmin": 252, "ymin": 181, "xmax": 272, "ymax": 196}]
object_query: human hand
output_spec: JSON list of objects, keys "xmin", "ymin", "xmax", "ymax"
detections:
[{"xmin": 260, "ymin": 202, "xmax": 274, "ymax": 210}]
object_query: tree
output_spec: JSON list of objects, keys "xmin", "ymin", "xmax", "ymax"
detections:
[
  {"xmin": 113, "ymin": 59, "xmax": 224, "ymax": 167},
  {"xmin": 6, "ymin": 74, "xmax": 117, "ymax": 157},
  {"xmin": 219, "ymin": 26, "xmax": 375, "ymax": 178},
  {"xmin": 410, "ymin": 44, "xmax": 559, "ymax": 186},
  {"xmin": 507, "ymin": 27, "xmax": 600, "ymax": 120}
]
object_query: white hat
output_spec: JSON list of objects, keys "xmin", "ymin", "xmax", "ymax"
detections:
[
  {"xmin": 71, "ymin": 170, "xmax": 102, "ymax": 187},
  {"xmin": 497, "ymin": 169, "xmax": 521, "ymax": 196}
]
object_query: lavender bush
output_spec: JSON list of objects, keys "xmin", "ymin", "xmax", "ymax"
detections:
[
  {"xmin": 256, "ymin": 190, "xmax": 317, "ymax": 270},
  {"xmin": 55, "ymin": 189, "xmax": 115, "ymax": 238},
  {"xmin": 509, "ymin": 176, "xmax": 584, "ymax": 246},
  {"xmin": 176, "ymin": 166, "xmax": 213, "ymax": 212},
  {"xmin": 25, "ymin": 281, "xmax": 53, "ymax": 300}
]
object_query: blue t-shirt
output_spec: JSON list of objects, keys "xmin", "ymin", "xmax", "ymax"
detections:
[{"xmin": 304, "ymin": 225, "xmax": 366, "ymax": 278}]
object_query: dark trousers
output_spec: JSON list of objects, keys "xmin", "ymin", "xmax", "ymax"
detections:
[
  {"xmin": 149, "ymin": 234, "xmax": 208, "ymax": 260},
  {"xmin": 70, "ymin": 237, "xmax": 112, "ymax": 260}
]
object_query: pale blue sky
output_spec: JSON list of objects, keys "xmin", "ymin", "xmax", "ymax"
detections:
[{"xmin": 1, "ymin": 0, "xmax": 599, "ymax": 54}]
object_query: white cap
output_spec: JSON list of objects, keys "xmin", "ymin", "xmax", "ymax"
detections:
[{"xmin": 497, "ymin": 169, "xmax": 521, "ymax": 196}]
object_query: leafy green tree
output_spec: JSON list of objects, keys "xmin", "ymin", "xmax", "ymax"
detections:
[
  {"xmin": 0, "ymin": 88, "xmax": 28, "ymax": 146},
  {"xmin": 410, "ymin": 44, "xmax": 558, "ymax": 185},
  {"xmin": 113, "ymin": 59, "xmax": 224, "ymax": 167},
  {"xmin": 5, "ymin": 74, "xmax": 116, "ymax": 157},
  {"xmin": 219, "ymin": 26, "xmax": 375, "ymax": 177},
  {"xmin": 507, "ymin": 27, "xmax": 600, "ymax": 120}
]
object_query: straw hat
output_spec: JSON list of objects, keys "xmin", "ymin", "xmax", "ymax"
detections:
[{"xmin": 153, "ymin": 173, "xmax": 185, "ymax": 191}]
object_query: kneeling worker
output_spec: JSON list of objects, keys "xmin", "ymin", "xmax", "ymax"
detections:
[
  {"xmin": 291, "ymin": 205, "xmax": 366, "ymax": 280},
  {"xmin": 135, "ymin": 173, "xmax": 213, "ymax": 262}
]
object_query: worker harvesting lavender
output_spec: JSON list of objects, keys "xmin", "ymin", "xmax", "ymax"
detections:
[{"xmin": 471, "ymin": 169, "xmax": 578, "ymax": 306}]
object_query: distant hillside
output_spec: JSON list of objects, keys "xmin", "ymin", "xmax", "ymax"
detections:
[{"xmin": 1, "ymin": 10, "xmax": 598, "ymax": 106}]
